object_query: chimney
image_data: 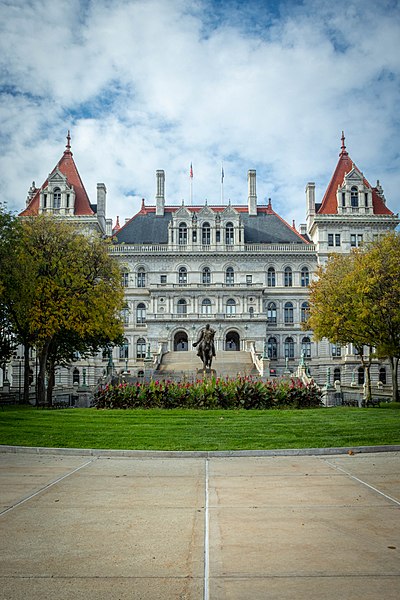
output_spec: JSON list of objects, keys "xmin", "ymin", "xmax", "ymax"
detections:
[
  {"xmin": 156, "ymin": 170, "xmax": 165, "ymax": 216},
  {"xmin": 248, "ymin": 170, "xmax": 257, "ymax": 216},
  {"xmin": 97, "ymin": 183, "xmax": 106, "ymax": 218}
]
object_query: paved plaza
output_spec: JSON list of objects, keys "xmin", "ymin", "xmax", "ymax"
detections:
[{"xmin": 0, "ymin": 447, "xmax": 399, "ymax": 599}]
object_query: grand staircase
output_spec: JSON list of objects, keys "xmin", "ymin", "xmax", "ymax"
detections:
[{"xmin": 156, "ymin": 350, "xmax": 258, "ymax": 380}]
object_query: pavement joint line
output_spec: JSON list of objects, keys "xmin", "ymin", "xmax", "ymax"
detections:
[
  {"xmin": 324, "ymin": 459, "xmax": 400, "ymax": 507},
  {"xmin": 0, "ymin": 458, "xmax": 95, "ymax": 517},
  {"xmin": 204, "ymin": 457, "xmax": 210, "ymax": 600}
]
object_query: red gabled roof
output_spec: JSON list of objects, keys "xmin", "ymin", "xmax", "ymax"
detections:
[
  {"xmin": 317, "ymin": 133, "xmax": 393, "ymax": 216},
  {"xmin": 20, "ymin": 132, "xmax": 94, "ymax": 217}
]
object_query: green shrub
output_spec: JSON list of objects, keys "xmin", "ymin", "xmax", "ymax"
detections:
[{"xmin": 94, "ymin": 377, "xmax": 323, "ymax": 410}]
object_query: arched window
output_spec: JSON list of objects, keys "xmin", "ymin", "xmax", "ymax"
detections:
[
  {"xmin": 202, "ymin": 222, "xmax": 211, "ymax": 245},
  {"xmin": 178, "ymin": 222, "xmax": 187, "ymax": 245},
  {"xmin": 225, "ymin": 222, "xmax": 234, "ymax": 245},
  {"xmin": 137, "ymin": 370, "xmax": 144, "ymax": 380},
  {"xmin": 357, "ymin": 366, "xmax": 364, "ymax": 384},
  {"xmin": 73, "ymin": 368, "xmax": 80, "ymax": 385},
  {"xmin": 301, "ymin": 301, "xmax": 309, "ymax": 323},
  {"xmin": 284, "ymin": 302, "xmax": 294, "ymax": 324},
  {"xmin": 301, "ymin": 267, "xmax": 309, "ymax": 287},
  {"xmin": 137, "ymin": 268, "xmax": 146, "ymax": 288},
  {"xmin": 119, "ymin": 338, "xmax": 129, "ymax": 359},
  {"xmin": 226, "ymin": 298, "xmax": 236, "ymax": 315},
  {"xmin": 178, "ymin": 267, "xmax": 187, "ymax": 285},
  {"xmin": 333, "ymin": 367, "xmax": 341, "ymax": 383},
  {"xmin": 267, "ymin": 302, "xmax": 277, "ymax": 324},
  {"xmin": 136, "ymin": 338, "xmax": 146, "ymax": 359},
  {"xmin": 177, "ymin": 298, "xmax": 187, "ymax": 315},
  {"xmin": 202, "ymin": 267, "xmax": 211, "ymax": 285},
  {"xmin": 53, "ymin": 187, "xmax": 61, "ymax": 210},
  {"xmin": 268, "ymin": 337, "xmax": 277, "ymax": 359},
  {"xmin": 226, "ymin": 267, "xmax": 234, "ymax": 286},
  {"xmin": 284, "ymin": 337, "xmax": 295, "ymax": 359},
  {"xmin": 267, "ymin": 267, "xmax": 276, "ymax": 287},
  {"xmin": 121, "ymin": 269, "xmax": 129, "ymax": 288},
  {"xmin": 284, "ymin": 266, "xmax": 292, "ymax": 287},
  {"xmin": 301, "ymin": 336, "xmax": 311, "ymax": 358},
  {"xmin": 121, "ymin": 304, "xmax": 129, "ymax": 324},
  {"xmin": 249, "ymin": 306, "xmax": 254, "ymax": 318},
  {"xmin": 379, "ymin": 367, "xmax": 387, "ymax": 384},
  {"xmin": 351, "ymin": 186, "xmax": 359, "ymax": 207},
  {"xmin": 202, "ymin": 298, "xmax": 212, "ymax": 314},
  {"xmin": 136, "ymin": 303, "xmax": 146, "ymax": 324}
]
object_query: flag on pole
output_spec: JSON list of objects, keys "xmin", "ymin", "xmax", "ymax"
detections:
[
  {"xmin": 221, "ymin": 165, "xmax": 224, "ymax": 183},
  {"xmin": 190, "ymin": 162, "xmax": 193, "ymax": 179}
]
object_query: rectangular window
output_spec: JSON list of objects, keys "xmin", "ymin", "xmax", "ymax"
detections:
[
  {"xmin": 335, "ymin": 234, "xmax": 341, "ymax": 246},
  {"xmin": 246, "ymin": 275, "xmax": 252, "ymax": 286},
  {"xmin": 342, "ymin": 192, "xmax": 346, "ymax": 207},
  {"xmin": 331, "ymin": 344, "xmax": 341, "ymax": 357},
  {"xmin": 328, "ymin": 234, "xmax": 334, "ymax": 247},
  {"xmin": 365, "ymin": 192, "xmax": 368, "ymax": 207},
  {"xmin": 160, "ymin": 275, "xmax": 167, "ymax": 284},
  {"xmin": 350, "ymin": 234, "xmax": 356, "ymax": 247},
  {"xmin": 357, "ymin": 234, "xmax": 363, "ymax": 246},
  {"xmin": 216, "ymin": 230, "xmax": 220, "ymax": 243}
]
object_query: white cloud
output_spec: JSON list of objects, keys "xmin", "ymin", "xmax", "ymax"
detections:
[{"xmin": 0, "ymin": 0, "xmax": 399, "ymax": 230}]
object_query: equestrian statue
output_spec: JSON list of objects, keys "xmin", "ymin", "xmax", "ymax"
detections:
[{"xmin": 193, "ymin": 324, "xmax": 216, "ymax": 371}]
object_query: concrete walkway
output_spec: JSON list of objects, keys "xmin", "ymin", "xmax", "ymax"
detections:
[{"xmin": 0, "ymin": 449, "xmax": 399, "ymax": 599}]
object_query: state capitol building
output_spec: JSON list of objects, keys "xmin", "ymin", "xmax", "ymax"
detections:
[{"xmin": 10, "ymin": 132, "xmax": 399, "ymax": 395}]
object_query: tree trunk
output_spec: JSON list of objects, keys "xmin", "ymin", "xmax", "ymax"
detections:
[
  {"xmin": 390, "ymin": 356, "xmax": 399, "ymax": 403},
  {"xmin": 23, "ymin": 342, "xmax": 31, "ymax": 404},
  {"xmin": 46, "ymin": 360, "xmax": 55, "ymax": 406},
  {"xmin": 37, "ymin": 339, "xmax": 51, "ymax": 406}
]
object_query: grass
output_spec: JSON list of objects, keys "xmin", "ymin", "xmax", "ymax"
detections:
[{"xmin": 0, "ymin": 406, "xmax": 399, "ymax": 451}]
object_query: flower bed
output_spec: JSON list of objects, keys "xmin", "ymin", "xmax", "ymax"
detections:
[{"xmin": 94, "ymin": 377, "xmax": 323, "ymax": 410}]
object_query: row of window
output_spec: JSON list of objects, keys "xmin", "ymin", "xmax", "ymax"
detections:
[
  {"xmin": 177, "ymin": 222, "xmax": 236, "ymax": 245},
  {"xmin": 341, "ymin": 186, "xmax": 369, "ymax": 208},
  {"xmin": 122, "ymin": 300, "xmax": 310, "ymax": 322},
  {"xmin": 267, "ymin": 336, "xmax": 311, "ymax": 359},
  {"xmin": 327, "ymin": 233, "xmax": 364, "ymax": 247},
  {"xmin": 122, "ymin": 266, "xmax": 311, "ymax": 288},
  {"xmin": 42, "ymin": 187, "xmax": 71, "ymax": 210}
]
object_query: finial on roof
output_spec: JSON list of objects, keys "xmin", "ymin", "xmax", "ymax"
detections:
[
  {"xmin": 340, "ymin": 130, "xmax": 348, "ymax": 157},
  {"xmin": 292, "ymin": 219, "xmax": 296, "ymax": 229},
  {"xmin": 141, "ymin": 198, "xmax": 145, "ymax": 210},
  {"xmin": 64, "ymin": 130, "xmax": 72, "ymax": 155}
]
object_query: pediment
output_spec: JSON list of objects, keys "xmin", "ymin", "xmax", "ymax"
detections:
[
  {"xmin": 174, "ymin": 205, "xmax": 192, "ymax": 220},
  {"xmin": 48, "ymin": 168, "xmax": 68, "ymax": 185},
  {"xmin": 343, "ymin": 167, "xmax": 363, "ymax": 184},
  {"xmin": 221, "ymin": 205, "xmax": 239, "ymax": 219},
  {"xmin": 197, "ymin": 206, "xmax": 215, "ymax": 219}
]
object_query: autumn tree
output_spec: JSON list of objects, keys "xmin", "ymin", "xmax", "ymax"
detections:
[
  {"xmin": 16, "ymin": 216, "xmax": 125, "ymax": 405},
  {"xmin": 307, "ymin": 233, "xmax": 400, "ymax": 402}
]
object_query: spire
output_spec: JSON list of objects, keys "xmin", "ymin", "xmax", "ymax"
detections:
[
  {"xmin": 64, "ymin": 130, "xmax": 73, "ymax": 155},
  {"xmin": 340, "ymin": 130, "xmax": 348, "ymax": 157}
]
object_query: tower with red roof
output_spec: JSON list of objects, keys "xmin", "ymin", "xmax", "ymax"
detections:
[
  {"xmin": 306, "ymin": 132, "xmax": 399, "ymax": 263},
  {"xmin": 20, "ymin": 132, "xmax": 112, "ymax": 236}
]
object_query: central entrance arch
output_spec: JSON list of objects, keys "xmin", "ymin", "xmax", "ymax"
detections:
[
  {"xmin": 174, "ymin": 331, "xmax": 188, "ymax": 351},
  {"xmin": 225, "ymin": 330, "xmax": 240, "ymax": 351}
]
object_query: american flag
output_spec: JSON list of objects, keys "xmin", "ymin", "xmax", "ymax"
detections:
[{"xmin": 190, "ymin": 163, "xmax": 193, "ymax": 178}]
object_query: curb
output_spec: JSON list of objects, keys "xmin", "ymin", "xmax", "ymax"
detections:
[{"xmin": 1, "ymin": 444, "xmax": 399, "ymax": 458}]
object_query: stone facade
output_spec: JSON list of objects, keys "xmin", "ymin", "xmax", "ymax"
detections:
[{"xmin": 2, "ymin": 133, "xmax": 399, "ymax": 396}]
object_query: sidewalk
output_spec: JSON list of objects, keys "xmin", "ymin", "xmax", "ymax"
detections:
[{"xmin": 0, "ymin": 449, "xmax": 399, "ymax": 599}]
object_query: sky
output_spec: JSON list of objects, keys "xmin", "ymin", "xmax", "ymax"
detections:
[{"xmin": 0, "ymin": 0, "xmax": 399, "ymax": 229}]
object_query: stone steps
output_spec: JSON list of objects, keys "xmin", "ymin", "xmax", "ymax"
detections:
[{"xmin": 157, "ymin": 350, "xmax": 258, "ymax": 379}]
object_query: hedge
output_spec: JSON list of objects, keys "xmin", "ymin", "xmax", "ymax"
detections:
[{"xmin": 93, "ymin": 376, "xmax": 323, "ymax": 410}]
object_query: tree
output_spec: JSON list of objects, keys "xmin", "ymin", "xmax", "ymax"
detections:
[
  {"xmin": 307, "ymin": 233, "xmax": 400, "ymax": 402},
  {"xmin": 1, "ymin": 215, "xmax": 125, "ymax": 405}
]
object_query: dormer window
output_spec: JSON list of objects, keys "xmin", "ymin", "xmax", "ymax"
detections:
[
  {"xmin": 53, "ymin": 187, "xmax": 61, "ymax": 210},
  {"xmin": 225, "ymin": 222, "xmax": 234, "ymax": 245},
  {"xmin": 350, "ymin": 186, "xmax": 358, "ymax": 207},
  {"xmin": 178, "ymin": 222, "xmax": 187, "ymax": 245},
  {"xmin": 202, "ymin": 222, "xmax": 211, "ymax": 245}
]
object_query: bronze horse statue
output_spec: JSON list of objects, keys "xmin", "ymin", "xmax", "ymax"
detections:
[{"xmin": 193, "ymin": 324, "xmax": 216, "ymax": 371}]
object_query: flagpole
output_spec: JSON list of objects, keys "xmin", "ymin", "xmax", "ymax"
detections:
[
  {"xmin": 221, "ymin": 162, "xmax": 224, "ymax": 205},
  {"xmin": 190, "ymin": 162, "xmax": 193, "ymax": 205}
]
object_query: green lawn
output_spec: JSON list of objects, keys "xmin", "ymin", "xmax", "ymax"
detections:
[{"xmin": 0, "ymin": 406, "xmax": 399, "ymax": 451}]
